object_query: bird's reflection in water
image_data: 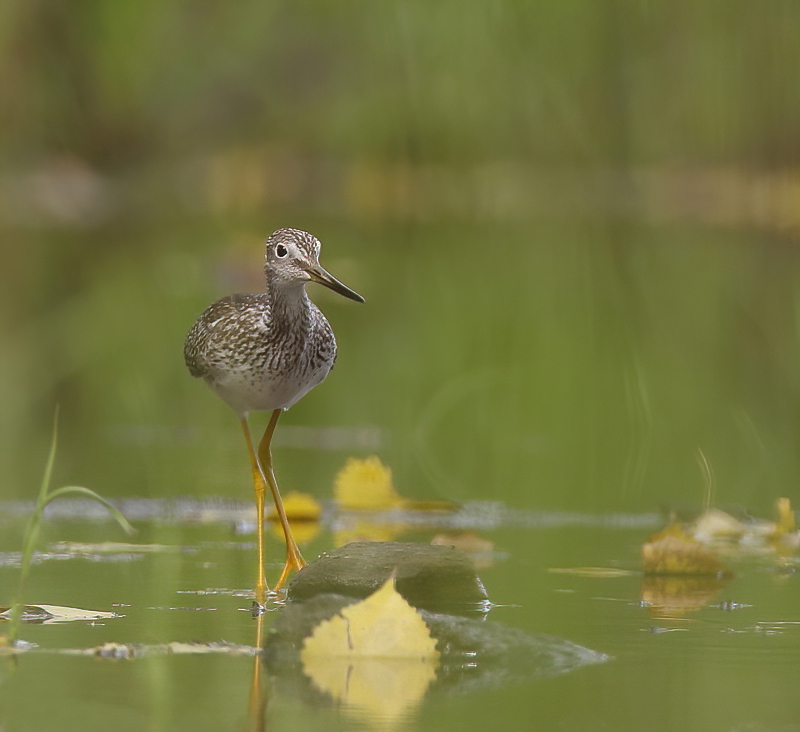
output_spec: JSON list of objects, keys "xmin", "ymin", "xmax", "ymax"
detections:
[{"xmin": 247, "ymin": 610, "xmax": 268, "ymax": 732}]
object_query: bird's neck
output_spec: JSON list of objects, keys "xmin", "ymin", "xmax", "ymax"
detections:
[{"xmin": 268, "ymin": 282, "xmax": 311, "ymax": 325}]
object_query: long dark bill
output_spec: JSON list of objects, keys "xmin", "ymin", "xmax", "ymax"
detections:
[{"xmin": 307, "ymin": 264, "xmax": 365, "ymax": 303}]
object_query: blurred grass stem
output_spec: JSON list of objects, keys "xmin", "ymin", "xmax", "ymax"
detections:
[{"xmin": 6, "ymin": 409, "xmax": 134, "ymax": 646}]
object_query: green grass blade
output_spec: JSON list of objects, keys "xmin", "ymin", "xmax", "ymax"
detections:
[
  {"xmin": 37, "ymin": 407, "xmax": 60, "ymax": 507},
  {"xmin": 44, "ymin": 486, "xmax": 135, "ymax": 536},
  {"xmin": 6, "ymin": 410, "xmax": 135, "ymax": 647}
]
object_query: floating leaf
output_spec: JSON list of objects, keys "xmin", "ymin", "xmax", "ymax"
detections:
[
  {"xmin": 642, "ymin": 525, "xmax": 727, "ymax": 575},
  {"xmin": 692, "ymin": 508, "xmax": 747, "ymax": 543},
  {"xmin": 88, "ymin": 642, "xmax": 137, "ymax": 659},
  {"xmin": 163, "ymin": 641, "xmax": 257, "ymax": 656},
  {"xmin": 0, "ymin": 604, "xmax": 119, "ymax": 624},
  {"xmin": 548, "ymin": 567, "xmax": 637, "ymax": 578},
  {"xmin": 51, "ymin": 541, "xmax": 179, "ymax": 555},
  {"xmin": 333, "ymin": 456, "xmax": 457, "ymax": 516},
  {"xmin": 55, "ymin": 641, "xmax": 258, "ymax": 658},
  {"xmin": 689, "ymin": 500, "xmax": 799, "ymax": 556},
  {"xmin": 0, "ymin": 605, "xmax": 55, "ymax": 622},
  {"xmin": 301, "ymin": 576, "xmax": 439, "ymax": 728},
  {"xmin": 302, "ymin": 575, "xmax": 439, "ymax": 660}
]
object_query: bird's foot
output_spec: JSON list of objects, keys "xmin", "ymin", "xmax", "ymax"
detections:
[
  {"xmin": 254, "ymin": 577, "xmax": 271, "ymax": 606},
  {"xmin": 273, "ymin": 542, "xmax": 307, "ymax": 590}
]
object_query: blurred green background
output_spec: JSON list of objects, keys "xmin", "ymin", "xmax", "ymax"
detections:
[{"xmin": 2, "ymin": 0, "xmax": 799, "ymax": 515}]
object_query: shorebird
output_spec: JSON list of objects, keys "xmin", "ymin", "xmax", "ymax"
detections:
[{"xmin": 184, "ymin": 228, "xmax": 364, "ymax": 598}]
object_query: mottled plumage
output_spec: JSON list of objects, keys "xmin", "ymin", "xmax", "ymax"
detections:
[{"xmin": 183, "ymin": 227, "xmax": 363, "ymax": 596}]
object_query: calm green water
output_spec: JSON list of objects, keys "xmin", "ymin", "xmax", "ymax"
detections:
[
  {"xmin": 3, "ymin": 1, "xmax": 800, "ymax": 729},
  {"xmin": 5, "ymin": 196, "xmax": 800, "ymax": 732},
  {"xmin": 1, "ymin": 500, "xmax": 799, "ymax": 731}
]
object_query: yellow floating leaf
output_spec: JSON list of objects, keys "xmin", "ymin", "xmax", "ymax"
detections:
[
  {"xmin": 334, "ymin": 456, "xmax": 403, "ymax": 510},
  {"xmin": 301, "ymin": 577, "xmax": 439, "ymax": 728},
  {"xmin": 302, "ymin": 576, "xmax": 439, "ymax": 660},
  {"xmin": 642, "ymin": 525, "xmax": 727, "ymax": 575}
]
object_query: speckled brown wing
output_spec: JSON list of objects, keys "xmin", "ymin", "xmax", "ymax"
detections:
[{"xmin": 183, "ymin": 293, "xmax": 270, "ymax": 379}]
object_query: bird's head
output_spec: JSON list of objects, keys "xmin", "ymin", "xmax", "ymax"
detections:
[{"xmin": 265, "ymin": 228, "xmax": 364, "ymax": 303}]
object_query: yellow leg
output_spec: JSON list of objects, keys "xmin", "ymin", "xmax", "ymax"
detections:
[
  {"xmin": 258, "ymin": 409, "xmax": 306, "ymax": 589},
  {"xmin": 241, "ymin": 415, "xmax": 269, "ymax": 604}
]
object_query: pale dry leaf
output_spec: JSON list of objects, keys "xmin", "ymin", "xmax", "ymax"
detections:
[{"xmin": 0, "ymin": 604, "xmax": 120, "ymax": 623}]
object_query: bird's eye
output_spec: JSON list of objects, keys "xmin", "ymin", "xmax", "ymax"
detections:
[{"xmin": 275, "ymin": 244, "xmax": 288, "ymax": 258}]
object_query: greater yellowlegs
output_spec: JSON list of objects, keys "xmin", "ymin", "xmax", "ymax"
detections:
[{"xmin": 184, "ymin": 228, "xmax": 364, "ymax": 598}]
